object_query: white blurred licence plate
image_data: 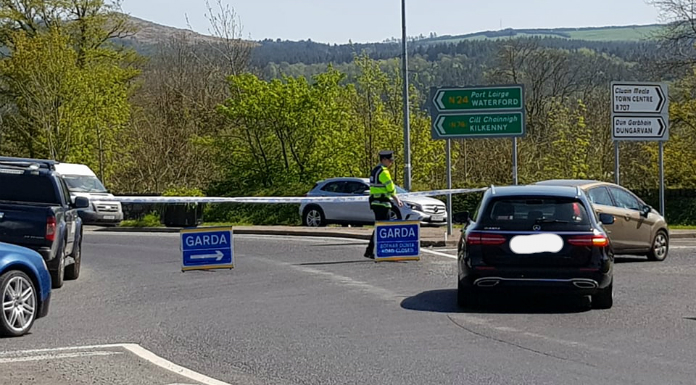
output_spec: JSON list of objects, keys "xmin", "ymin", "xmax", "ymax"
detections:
[
  {"xmin": 103, "ymin": 215, "xmax": 115, "ymax": 220},
  {"xmin": 431, "ymin": 214, "xmax": 444, "ymax": 221}
]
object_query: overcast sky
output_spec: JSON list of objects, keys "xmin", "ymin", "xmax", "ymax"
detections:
[{"xmin": 120, "ymin": 0, "xmax": 663, "ymax": 44}]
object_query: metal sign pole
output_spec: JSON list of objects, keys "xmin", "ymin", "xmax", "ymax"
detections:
[
  {"xmin": 446, "ymin": 139, "xmax": 453, "ymax": 236},
  {"xmin": 512, "ymin": 137, "xmax": 518, "ymax": 185},
  {"xmin": 614, "ymin": 142, "xmax": 620, "ymax": 185},
  {"xmin": 659, "ymin": 141, "xmax": 665, "ymax": 216},
  {"xmin": 401, "ymin": 0, "xmax": 412, "ymax": 191}
]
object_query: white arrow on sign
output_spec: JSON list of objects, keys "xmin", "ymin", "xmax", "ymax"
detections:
[
  {"xmin": 190, "ymin": 250, "xmax": 225, "ymax": 261},
  {"xmin": 613, "ymin": 116, "xmax": 668, "ymax": 140},
  {"xmin": 612, "ymin": 83, "xmax": 666, "ymax": 114}
]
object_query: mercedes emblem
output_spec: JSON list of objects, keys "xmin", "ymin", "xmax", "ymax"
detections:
[{"xmin": 533, "ymin": 224, "xmax": 541, "ymax": 231}]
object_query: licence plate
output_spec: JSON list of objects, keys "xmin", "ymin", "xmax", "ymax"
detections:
[
  {"xmin": 431, "ymin": 214, "xmax": 444, "ymax": 221},
  {"xmin": 103, "ymin": 215, "xmax": 115, "ymax": 220}
]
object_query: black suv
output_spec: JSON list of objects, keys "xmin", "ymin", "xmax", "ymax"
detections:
[
  {"xmin": 454, "ymin": 185, "xmax": 615, "ymax": 309},
  {"xmin": 0, "ymin": 158, "xmax": 88, "ymax": 288}
]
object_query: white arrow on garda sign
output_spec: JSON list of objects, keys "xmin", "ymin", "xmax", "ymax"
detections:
[
  {"xmin": 612, "ymin": 83, "xmax": 667, "ymax": 114},
  {"xmin": 613, "ymin": 116, "xmax": 668, "ymax": 140},
  {"xmin": 190, "ymin": 250, "xmax": 225, "ymax": 261}
]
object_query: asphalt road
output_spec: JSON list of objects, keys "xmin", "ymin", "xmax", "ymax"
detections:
[{"xmin": 2, "ymin": 231, "xmax": 696, "ymax": 385}]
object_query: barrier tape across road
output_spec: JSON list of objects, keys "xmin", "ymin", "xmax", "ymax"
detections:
[{"xmin": 100, "ymin": 188, "xmax": 488, "ymax": 204}]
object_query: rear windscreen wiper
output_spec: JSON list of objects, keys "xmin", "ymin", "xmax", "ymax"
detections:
[{"xmin": 534, "ymin": 218, "xmax": 569, "ymax": 224}]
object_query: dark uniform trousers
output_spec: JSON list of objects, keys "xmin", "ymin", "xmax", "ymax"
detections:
[{"xmin": 365, "ymin": 204, "xmax": 391, "ymax": 257}]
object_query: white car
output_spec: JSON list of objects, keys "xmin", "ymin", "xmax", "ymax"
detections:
[{"xmin": 299, "ymin": 177, "xmax": 447, "ymax": 227}]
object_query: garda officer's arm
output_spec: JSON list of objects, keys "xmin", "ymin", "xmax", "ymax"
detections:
[{"xmin": 380, "ymin": 170, "xmax": 403, "ymax": 206}]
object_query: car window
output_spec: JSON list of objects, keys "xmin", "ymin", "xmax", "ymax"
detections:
[
  {"xmin": 479, "ymin": 197, "xmax": 592, "ymax": 231},
  {"xmin": 320, "ymin": 182, "xmax": 346, "ymax": 193},
  {"xmin": 344, "ymin": 181, "xmax": 368, "ymax": 194},
  {"xmin": 0, "ymin": 174, "xmax": 60, "ymax": 204},
  {"xmin": 608, "ymin": 187, "xmax": 642, "ymax": 211},
  {"xmin": 587, "ymin": 187, "xmax": 613, "ymax": 206}
]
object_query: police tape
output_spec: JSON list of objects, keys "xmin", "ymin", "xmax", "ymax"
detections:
[{"xmin": 100, "ymin": 187, "xmax": 488, "ymax": 204}]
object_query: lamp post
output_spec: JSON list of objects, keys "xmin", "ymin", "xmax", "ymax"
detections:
[{"xmin": 401, "ymin": 0, "xmax": 412, "ymax": 191}]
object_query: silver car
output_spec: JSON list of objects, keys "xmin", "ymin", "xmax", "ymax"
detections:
[{"xmin": 299, "ymin": 177, "xmax": 447, "ymax": 227}]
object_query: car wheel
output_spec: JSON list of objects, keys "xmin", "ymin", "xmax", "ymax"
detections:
[
  {"xmin": 303, "ymin": 206, "xmax": 326, "ymax": 227},
  {"xmin": 457, "ymin": 280, "xmax": 477, "ymax": 309},
  {"xmin": 0, "ymin": 270, "xmax": 38, "ymax": 337},
  {"xmin": 647, "ymin": 230, "xmax": 668, "ymax": 261},
  {"xmin": 50, "ymin": 243, "xmax": 65, "ymax": 289},
  {"xmin": 591, "ymin": 281, "xmax": 613, "ymax": 309},
  {"xmin": 65, "ymin": 239, "xmax": 81, "ymax": 281}
]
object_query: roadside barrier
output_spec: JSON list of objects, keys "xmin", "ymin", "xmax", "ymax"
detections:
[{"xmin": 101, "ymin": 188, "xmax": 488, "ymax": 204}]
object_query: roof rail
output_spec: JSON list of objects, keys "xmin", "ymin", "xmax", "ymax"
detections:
[
  {"xmin": 0, "ymin": 157, "xmax": 57, "ymax": 170},
  {"xmin": 490, "ymin": 184, "xmax": 496, "ymax": 194}
]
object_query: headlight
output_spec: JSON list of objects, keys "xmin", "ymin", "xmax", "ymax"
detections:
[{"xmin": 406, "ymin": 202, "xmax": 422, "ymax": 211}]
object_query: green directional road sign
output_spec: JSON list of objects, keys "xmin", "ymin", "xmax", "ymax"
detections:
[
  {"xmin": 432, "ymin": 112, "xmax": 525, "ymax": 139},
  {"xmin": 432, "ymin": 85, "xmax": 524, "ymax": 113}
]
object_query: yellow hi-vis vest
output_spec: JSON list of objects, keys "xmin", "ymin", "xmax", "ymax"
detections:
[{"xmin": 369, "ymin": 164, "xmax": 396, "ymax": 207}]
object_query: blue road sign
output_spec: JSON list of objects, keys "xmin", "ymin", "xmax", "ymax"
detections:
[
  {"xmin": 180, "ymin": 227, "xmax": 234, "ymax": 271},
  {"xmin": 375, "ymin": 221, "xmax": 420, "ymax": 261}
]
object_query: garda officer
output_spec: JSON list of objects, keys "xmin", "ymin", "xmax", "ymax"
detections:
[{"xmin": 364, "ymin": 150, "xmax": 403, "ymax": 259}]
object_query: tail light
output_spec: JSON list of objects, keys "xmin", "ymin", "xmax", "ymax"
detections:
[
  {"xmin": 466, "ymin": 232, "xmax": 506, "ymax": 245},
  {"xmin": 568, "ymin": 234, "xmax": 609, "ymax": 247},
  {"xmin": 46, "ymin": 216, "xmax": 56, "ymax": 241}
]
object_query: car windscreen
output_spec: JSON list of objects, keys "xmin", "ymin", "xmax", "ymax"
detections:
[
  {"xmin": 62, "ymin": 175, "xmax": 107, "ymax": 193},
  {"xmin": 0, "ymin": 173, "xmax": 59, "ymax": 204},
  {"xmin": 479, "ymin": 197, "xmax": 593, "ymax": 231}
]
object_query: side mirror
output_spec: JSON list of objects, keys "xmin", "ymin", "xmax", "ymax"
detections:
[
  {"xmin": 599, "ymin": 213, "xmax": 615, "ymax": 225},
  {"xmin": 363, "ymin": 189, "xmax": 370, "ymax": 195},
  {"xmin": 453, "ymin": 211, "xmax": 470, "ymax": 224},
  {"xmin": 74, "ymin": 196, "xmax": 90, "ymax": 209},
  {"xmin": 640, "ymin": 205, "xmax": 651, "ymax": 218}
]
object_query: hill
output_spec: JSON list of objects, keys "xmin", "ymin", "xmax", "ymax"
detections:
[{"xmin": 410, "ymin": 24, "xmax": 665, "ymax": 45}]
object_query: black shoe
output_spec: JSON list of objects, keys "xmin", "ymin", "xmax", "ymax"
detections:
[{"xmin": 364, "ymin": 252, "xmax": 375, "ymax": 259}]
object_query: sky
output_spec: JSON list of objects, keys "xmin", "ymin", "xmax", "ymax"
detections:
[{"xmin": 120, "ymin": 0, "xmax": 664, "ymax": 44}]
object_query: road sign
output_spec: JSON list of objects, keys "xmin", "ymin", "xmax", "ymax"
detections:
[
  {"xmin": 612, "ymin": 83, "xmax": 667, "ymax": 114},
  {"xmin": 613, "ymin": 116, "xmax": 668, "ymax": 141},
  {"xmin": 432, "ymin": 85, "xmax": 523, "ymax": 113},
  {"xmin": 374, "ymin": 221, "xmax": 420, "ymax": 262},
  {"xmin": 432, "ymin": 112, "xmax": 525, "ymax": 139},
  {"xmin": 180, "ymin": 227, "xmax": 234, "ymax": 271},
  {"xmin": 611, "ymin": 81, "xmax": 669, "ymax": 142}
]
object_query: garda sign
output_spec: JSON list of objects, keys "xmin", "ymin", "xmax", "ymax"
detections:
[
  {"xmin": 611, "ymin": 81, "xmax": 669, "ymax": 142},
  {"xmin": 180, "ymin": 227, "xmax": 234, "ymax": 271},
  {"xmin": 374, "ymin": 221, "xmax": 420, "ymax": 262}
]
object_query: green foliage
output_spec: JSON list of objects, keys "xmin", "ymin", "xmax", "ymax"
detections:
[{"xmin": 120, "ymin": 212, "xmax": 162, "ymax": 227}]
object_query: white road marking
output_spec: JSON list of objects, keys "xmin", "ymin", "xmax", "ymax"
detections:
[
  {"xmin": 0, "ymin": 351, "xmax": 122, "ymax": 363},
  {"xmin": 0, "ymin": 343, "xmax": 231, "ymax": 385},
  {"xmin": 421, "ymin": 249, "xmax": 457, "ymax": 259},
  {"xmin": 121, "ymin": 344, "xmax": 230, "ymax": 385}
]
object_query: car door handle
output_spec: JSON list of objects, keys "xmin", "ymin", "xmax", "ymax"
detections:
[{"xmin": 624, "ymin": 215, "xmax": 631, "ymax": 221}]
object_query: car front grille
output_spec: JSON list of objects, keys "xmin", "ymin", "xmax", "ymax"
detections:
[
  {"xmin": 422, "ymin": 204, "xmax": 446, "ymax": 214},
  {"xmin": 96, "ymin": 204, "xmax": 120, "ymax": 212}
]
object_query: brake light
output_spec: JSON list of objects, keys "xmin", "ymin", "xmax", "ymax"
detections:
[
  {"xmin": 466, "ymin": 232, "xmax": 506, "ymax": 245},
  {"xmin": 46, "ymin": 216, "xmax": 56, "ymax": 241},
  {"xmin": 568, "ymin": 235, "xmax": 609, "ymax": 247}
]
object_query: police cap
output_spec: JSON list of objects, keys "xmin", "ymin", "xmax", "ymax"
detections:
[{"xmin": 379, "ymin": 150, "xmax": 394, "ymax": 160}]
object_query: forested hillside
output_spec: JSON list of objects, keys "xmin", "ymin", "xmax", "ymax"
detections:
[{"xmin": 2, "ymin": 0, "xmax": 696, "ymax": 225}]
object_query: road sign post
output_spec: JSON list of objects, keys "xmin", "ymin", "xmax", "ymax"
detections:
[
  {"xmin": 611, "ymin": 81, "xmax": 669, "ymax": 215},
  {"xmin": 374, "ymin": 221, "xmax": 420, "ymax": 262},
  {"xmin": 180, "ymin": 227, "xmax": 234, "ymax": 272},
  {"xmin": 430, "ymin": 84, "xmax": 526, "ymax": 188}
]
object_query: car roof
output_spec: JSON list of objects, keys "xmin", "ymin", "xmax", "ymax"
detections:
[
  {"xmin": 488, "ymin": 184, "xmax": 583, "ymax": 199},
  {"xmin": 534, "ymin": 179, "xmax": 605, "ymax": 187},
  {"xmin": 317, "ymin": 177, "xmax": 369, "ymax": 184},
  {"xmin": 53, "ymin": 163, "xmax": 96, "ymax": 176}
]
